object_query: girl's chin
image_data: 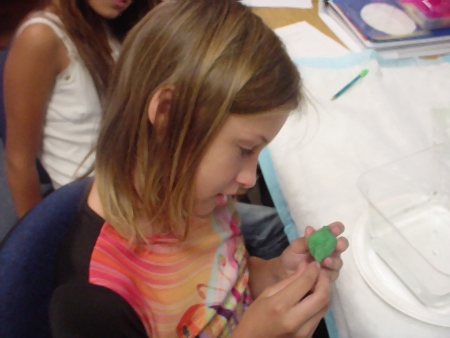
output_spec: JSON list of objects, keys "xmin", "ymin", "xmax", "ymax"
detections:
[
  {"xmin": 193, "ymin": 207, "xmax": 214, "ymax": 218},
  {"xmin": 193, "ymin": 201, "xmax": 219, "ymax": 218}
]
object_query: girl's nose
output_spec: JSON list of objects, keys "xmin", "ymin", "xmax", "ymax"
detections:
[{"xmin": 235, "ymin": 158, "xmax": 258, "ymax": 189}]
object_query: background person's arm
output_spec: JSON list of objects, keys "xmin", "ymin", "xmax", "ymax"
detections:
[{"xmin": 4, "ymin": 23, "xmax": 66, "ymax": 217}]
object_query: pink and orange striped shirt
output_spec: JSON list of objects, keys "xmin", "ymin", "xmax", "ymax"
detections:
[{"xmin": 89, "ymin": 203, "xmax": 252, "ymax": 337}]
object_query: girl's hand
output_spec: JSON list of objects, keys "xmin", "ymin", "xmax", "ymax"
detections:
[
  {"xmin": 281, "ymin": 222, "xmax": 349, "ymax": 283},
  {"xmin": 233, "ymin": 262, "xmax": 330, "ymax": 338}
]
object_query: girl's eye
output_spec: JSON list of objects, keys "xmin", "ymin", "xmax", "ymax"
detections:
[{"xmin": 239, "ymin": 147, "xmax": 254, "ymax": 157}]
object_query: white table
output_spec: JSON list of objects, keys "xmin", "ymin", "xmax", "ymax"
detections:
[{"xmin": 259, "ymin": 43, "xmax": 450, "ymax": 338}]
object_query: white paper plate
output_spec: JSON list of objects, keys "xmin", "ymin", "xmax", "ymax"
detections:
[{"xmin": 352, "ymin": 211, "xmax": 450, "ymax": 327}]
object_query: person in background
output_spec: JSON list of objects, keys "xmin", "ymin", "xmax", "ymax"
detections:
[
  {"xmin": 0, "ymin": 0, "xmax": 292, "ymax": 271},
  {"xmin": 0, "ymin": 0, "xmax": 304, "ymax": 277},
  {"xmin": 0, "ymin": 0, "xmax": 47, "ymax": 240},
  {"xmin": 49, "ymin": 1, "xmax": 348, "ymax": 337},
  {"xmin": 4, "ymin": 0, "xmax": 160, "ymax": 218}
]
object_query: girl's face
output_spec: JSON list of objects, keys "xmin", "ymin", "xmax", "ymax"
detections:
[
  {"xmin": 87, "ymin": 0, "xmax": 133, "ymax": 19},
  {"xmin": 193, "ymin": 109, "xmax": 289, "ymax": 217}
]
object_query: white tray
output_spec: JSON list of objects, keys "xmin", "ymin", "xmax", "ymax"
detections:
[{"xmin": 352, "ymin": 210, "xmax": 450, "ymax": 327}]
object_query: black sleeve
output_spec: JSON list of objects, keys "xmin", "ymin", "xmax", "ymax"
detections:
[
  {"xmin": 54, "ymin": 202, "xmax": 106, "ymax": 285},
  {"xmin": 237, "ymin": 203, "xmax": 290, "ymax": 260},
  {"xmin": 49, "ymin": 283, "xmax": 148, "ymax": 338}
]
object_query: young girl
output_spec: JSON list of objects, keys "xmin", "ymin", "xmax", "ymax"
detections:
[
  {"xmin": 50, "ymin": 1, "xmax": 348, "ymax": 337},
  {"xmin": 4, "ymin": 0, "xmax": 160, "ymax": 217}
]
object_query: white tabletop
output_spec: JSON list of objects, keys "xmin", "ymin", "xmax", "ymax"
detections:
[{"xmin": 264, "ymin": 23, "xmax": 450, "ymax": 338}]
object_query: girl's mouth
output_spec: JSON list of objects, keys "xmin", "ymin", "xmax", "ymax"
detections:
[{"xmin": 216, "ymin": 193, "xmax": 228, "ymax": 207}]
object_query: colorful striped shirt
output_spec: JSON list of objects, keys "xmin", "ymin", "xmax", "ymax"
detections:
[{"xmin": 89, "ymin": 203, "xmax": 252, "ymax": 337}]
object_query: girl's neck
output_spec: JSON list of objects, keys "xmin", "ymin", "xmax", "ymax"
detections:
[
  {"xmin": 88, "ymin": 179, "xmax": 213, "ymax": 240},
  {"xmin": 87, "ymin": 180, "xmax": 176, "ymax": 237}
]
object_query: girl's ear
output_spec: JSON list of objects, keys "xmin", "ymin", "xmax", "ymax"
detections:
[{"xmin": 147, "ymin": 85, "xmax": 175, "ymax": 134}]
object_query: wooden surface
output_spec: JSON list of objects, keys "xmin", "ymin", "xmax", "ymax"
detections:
[{"xmin": 252, "ymin": 0, "xmax": 342, "ymax": 44}]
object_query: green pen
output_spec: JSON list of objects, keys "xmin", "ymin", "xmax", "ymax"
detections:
[{"xmin": 331, "ymin": 69, "xmax": 369, "ymax": 101}]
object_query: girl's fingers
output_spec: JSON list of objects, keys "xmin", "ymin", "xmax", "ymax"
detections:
[
  {"xmin": 335, "ymin": 236, "xmax": 349, "ymax": 253},
  {"xmin": 286, "ymin": 271, "xmax": 330, "ymax": 332},
  {"xmin": 295, "ymin": 304, "xmax": 330, "ymax": 338},
  {"xmin": 322, "ymin": 255, "xmax": 344, "ymax": 282},
  {"xmin": 305, "ymin": 224, "xmax": 348, "ymax": 279},
  {"xmin": 321, "ymin": 256, "xmax": 343, "ymax": 272},
  {"xmin": 304, "ymin": 226, "xmax": 315, "ymax": 237},
  {"xmin": 273, "ymin": 262, "xmax": 321, "ymax": 308},
  {"xmin": 262, "ymin": 261, "xmax": 309, "ymax": 298},
  {"xmin": 321, "ymin": 237, "xmax": 349, "ymax": 264},
  {"xmin": 288, "ymin": 236, "xmax": 310, "ymax": 255},
  {"xmin": 328, "ymin": 221, "xmax": 345, "ymax": 236},
  {"xmin": 305, "ymin": 222, "xmax": 346, "ymax": 239},
  {"xmin": 322, "ymin": 237, "xmax": 349, "ymax": 265}
]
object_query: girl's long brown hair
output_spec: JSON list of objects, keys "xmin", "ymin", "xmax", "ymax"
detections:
[
  {"xmin": 51, "ymin": 0, "xmax": 161, "ymax": 99},
  {"xmin": 96, "ymin": 0, "xmax": 302, "ymax": 243}
]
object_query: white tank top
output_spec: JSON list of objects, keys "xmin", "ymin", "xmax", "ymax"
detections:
[{"xmin": 16, "ymin": 12, "xmax": 120, "ymax": 188}]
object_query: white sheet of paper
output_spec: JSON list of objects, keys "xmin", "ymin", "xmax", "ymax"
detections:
[
  {"xmin": 274, "ymin": 21, "xmax": 349, "ymax": 58},
  {"xmin": 240, "ymin": 0, "xmax": 312, "ymax": 9},
  {"xmin": 264, "ymin": 56, "xmax": 450, "ymax": 337}
]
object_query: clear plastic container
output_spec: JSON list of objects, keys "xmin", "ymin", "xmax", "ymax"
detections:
[{"xmin": 357, "ymin": 144, "xmax": 450, "ymax": 308}]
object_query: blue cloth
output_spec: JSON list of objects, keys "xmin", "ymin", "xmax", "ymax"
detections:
[
  {"xmin": 260, "ymin": 147, "xmax": 339, "ymax": 338},
  {"xmin": 0, "ymin": 139, "xmax": 16, "ymax": 241},
  {"xmin": 0, "ymin": 178, "xmax": 90, "ymax": 338},
  {"xmin": 0, "ymin": 48, "xmax": 7, "ymax": 142},
  {"xmin": 0, "ymin": 49, "xmax": 17, "ymax": 240}
]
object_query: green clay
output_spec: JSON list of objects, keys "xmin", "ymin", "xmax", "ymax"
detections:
[{"xmin": 307, "ymin": 226, "xmax": 337, "ymax": 262}]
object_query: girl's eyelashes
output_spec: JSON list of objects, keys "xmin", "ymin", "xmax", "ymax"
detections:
[{"xmin": 239, "ymin": 146, "xmax": 254, "ymax": 157}]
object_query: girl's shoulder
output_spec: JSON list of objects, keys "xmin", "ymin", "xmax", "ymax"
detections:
[
  {"xmin": 11, "ymin": 11, "xmax": 75, "ymax": 68},
  {"xmin": 18, "ymin": 10, "xmax": 66, "ymax": 36},
  {"xmin": 9, "ymin": 23, "xmax": 61, "ymax": 65},
  {"xmin": 13, "ymin": 11, "xmax": 64, "ymax": 49}
]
